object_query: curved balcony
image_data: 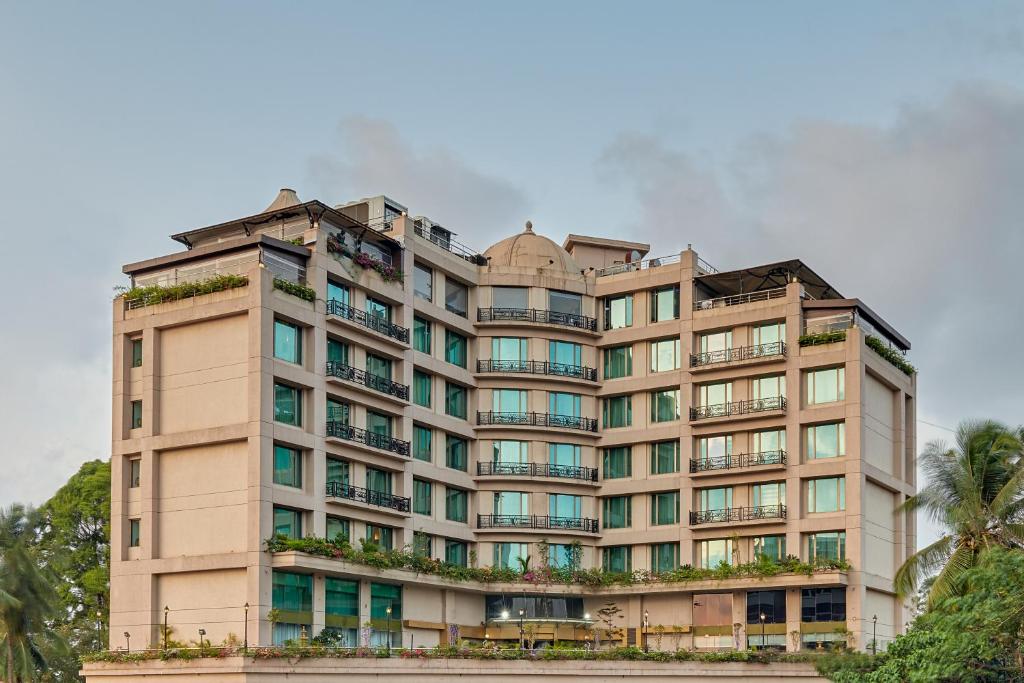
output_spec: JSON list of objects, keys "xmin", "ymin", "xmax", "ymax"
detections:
[
  {"xmin": 477, "ymin": 514, "xmax": 599, "ymax": 533},
  {"xmin": 326, "ymin": 361, "xmax": 409, "ymax": 400},
  {"xmin": 326, "ymin": 421, "xmax": 410, "ymax": 457},
  {"xmin": 326, "ymin": 481, "xmax": 410, "ymax": 513},
  {"xmin": 690, "ymin": 341, "xmax": 786, "ymax": 368},
  {"xmin": 327, "ymin": 299, "xmax": 409, "ymax": 343},
  {"xmin": 690, "ymin": 450, "xmax": 787, "ymax": 473},
  {"xmin": 690, "ymin": 504, "xmax": 787, "ymax": 525},
  {"xmin": 689, "ymin": 397, "xmax": 786, "ymax": 421},
  {"xmin": 477, "ymin": 411, "xmax": 598, "ymax": 433},
  {"xmin": 476, "ymin": 359, "xmax": 597, "ymax": 382},
  {"xmin": 477, "ymin": 307, "xmax": 597, "ymax": 332},
  {"xmin": 477, "ymin": 461, "xmax": 599, "ymax": 482}
]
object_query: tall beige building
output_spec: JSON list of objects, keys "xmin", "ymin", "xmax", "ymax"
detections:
[{"xmin": 111, "ymin": 189, "xmax": 915, "ymax": 655}]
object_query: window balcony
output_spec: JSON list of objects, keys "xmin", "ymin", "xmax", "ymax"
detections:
[
  {"xmin": 477, "ymin": 461, "xmax": 599, "ymax": 482},
  {"xmin": 690, "ymin": 450, "xmax": 787, "ymax": 473},
  {"xmin": 690, "ymin": 504, "xmax": 787, "ymax": 525},
  {"xmin": 690, "ymin": 341, "xmax": 786, "ymax": 368},
  {"xmin": 693, "ymin": 287, "xmax": 787, "ymax": 312},
  {"xmin": 325, "ymin": 421, "xmax": 410, "ymax": 457},
  {"xmin": 476, "ymin": 411, "xmax": 598, "ymax": 433},
  {"xmin": 477, "ymin": 514, "xmax": 599, "ymax": 533},
  {"xmin": 326, "ymin": 481, "xmax": 410, "ymax": 513},
  {"xmin": 476, "ymin": 359, "xmax": 597, "ymax": 382},
  {"xmin": 326, "ymin": 299, "xmax": 409, "ymax": 343},
  {"xmin": 477, "ymin": 307, "xmax": 597, "ymax": 332},
  {"xmin": 326, "ymin": 361, "xmax": 409, "ymax": 400},
  {"xmin": 689, "ymin": 397, "xmax": 787, "ymax": 421}
]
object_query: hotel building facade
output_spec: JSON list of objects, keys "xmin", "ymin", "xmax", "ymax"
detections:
[{"xmin": 110, "ymin": 189, "xmax": 916, "ymax": 654}]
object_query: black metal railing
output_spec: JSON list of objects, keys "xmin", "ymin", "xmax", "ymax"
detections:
[
  {"xmin": 693, "ymin": 287, "xmax": 787, "ymax": 311},
  {"xmin": 477, "ymin": 308, "xmax": 597, "ymax": 332},
  {"xmin": 476, "ymin": 359, "xmax": 598, "ymax": 382},
  {"xmin": 476, "ymin": 411, "xmax": 598, "ymax": 433},
  {"xmin": 325, "ymin": 421, "xmax": 410, "ymax": 457},
  {"xmin": 325, "ymin": 481, "xmax": 410, "ymax": 513},
  {"xmin": 326, "ymin": 361, "xmax": 409, "ymax": 400},
  {"xmin": 690, "ymin": 342, "xmax": 786, "ymax": 368},
  {"xmin": 476, "ymin": 461, "xmax": 599, "ymax": 482},
  {"xmin": 689, "ymin": 397, "xmax": 787, "ymax": 420},
  {"xmin": 690, "ymin": 450, "xmax": 787, "ymax": 473},
  {"xmin": 326, "ymin": 299, "xmax": 409, "ymax": 343},
  {"xmin": 477, "ymin": 514, "xmax": 599, "ymax": 533},
  {"xmin": 690, "ymin": 504, "xmax": 787, "ymax": 525},
  {"xmin": 412, "ymin": 224, "xmax": 487, "ymax": 265}
]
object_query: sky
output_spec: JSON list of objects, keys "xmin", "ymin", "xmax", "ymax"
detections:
[{"xmin": 2, "ymin": 1, "xmax": 1024, "ymax": 551}]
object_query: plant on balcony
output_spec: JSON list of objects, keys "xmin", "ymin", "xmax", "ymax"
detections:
[
  {"xmin": 798, "ymin": 330, "xmax": 847, "ymax": 346},
  {"xmin": 865, "ymin": 335, "xmax": 915, "ymax": 375},
  {"xmin": 272, "ymin": 278, "xmax": 316, "ymax": 302},
  {"xmin": 117, "ymin": 273, "xmax": 249, "ymax": 306},
  {"xmin": 326, "ymin": 232, "xmax": 404, "ymax": 283}
]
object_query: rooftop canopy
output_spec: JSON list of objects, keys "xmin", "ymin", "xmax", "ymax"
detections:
[{"xmin": 695, "ymin": 258, "xmax": 842, "ymax": 301}]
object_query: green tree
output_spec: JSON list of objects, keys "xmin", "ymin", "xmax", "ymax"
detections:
[{"xmin": 895, "ymin": 420, "xmax": 1024, "ymax": 606}]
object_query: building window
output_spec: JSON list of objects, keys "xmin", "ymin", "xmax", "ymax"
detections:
[
  {"xmin": 413, "ymin": 532, "xmax": 432, "ymax": 558},
  {"xmin": 273, "ymin": 445, "xmax": 302, "ymax": 488},
  {"xmin": 650, "ymin": 338, "xmax": 680, "ymax": 372},
  {"xmin": 366, "ymin": 297, "xmax": 391, "ymax": 324},
  {"xmin": 445, "ymin": 539, "xmax": 468, "ymax": 567},
  {"xmin": 806, "ymin": 367, "xmax": 845, "ymax": 405},
  {"xmin": 445, "ymin": 382, "xmax": 467, "ymax": 419},
  {"xmin": 366, "ymin": 354, "xmax": 392, "ymax": 381},
  {"xmin": 414, "ymin": 263, "xmax": 433, "ymax": 301},
  {"xmin": 650, "ymin": 285, "xmax": 679, "ymax": 322},
  {"xmin": 128, "ymin": 518, "xmax": 141, "ymax": 547},
  {"xmin": 747, "ymin": 590, "xmax": 786, "ymax": 630},
  {"xmin": 446, "ymin": 435, "xmax": 467, "ymax": 471},
  {"xmin": 807, "ymin": 423, "xmax": 846, "ymax": 459},
  {"xmin": 699, "ymin": 330, "xmax": 732, "ymax": 355},
  {"xmin": 650, "ymin": 389, "xmax": 680, "ymax": 422},
  {"xmin": 548, "ymin": 290, "xmax": 582, "ymax": 316},
  {"xmin": 273, "ymin": 320, "xmax": 302, "ymax": 364},
  {"xmin": 413, "ymin": 479, "xmax": 432, "ymax": 515},
  {"xmin": 602, "ymin": 546, "xmax": 631, "ymax": 573},
  {"xmin": 549, "ymin": 340, "xmax": 582, "ymax": 367},
  {"xmin": 327, "ymin": 338, "xmax": 348, "ymax": 364},
  {"xmin": 273, "ymin": 384, "xmax": 301, "ymax": 426},
  {"xmin": 549, "ymin": 494, "xmax": 582, "ymax": 519},
  {"xmin": 602, "ymin": 496, "xmax": 631, "ymax": 529},
  {"xmin": 604, "ymin": 294, "xmax": 633, "ymax": 329},
  {"xmin": 807, "ymin": 532, "xmax": 846, "ymax": 562},
  {"xmin": 369, "ymin": 583, "xmax": 401, "ymax": 646},
  {"xmin": 493, "ymin": 440, "xmax": 527, "ymax": 463},
  {"xmin": 752, "ymin": 482, "xmax": 786, "ymax": 508},
  {"xmin": 752, "ymin": 322, "xmax": 786, "ymax": 346},
  {"xmin": 366, "ymin": 468, "xmax": 392, "ymax": 495},
  {"xmin": 129, "ymin": 459, "xmax": 141, "ymax": 488},
  {"xmin": 549, "ymin": 443, "xmax": 580, "ymax": 466},
  {"xmin": 698, "ymin": 382, "xmax": 732, "ymax": 408},
  {"xmin": 753, "ymin": 429, "xmax": 786, "ymax": 453},
  {"xmin": 603, "ymin": 447, "xmax": 632, "ymax": 479},
  {"xmin": 327, "ymin": 281, "xmax": 350, "ymax": 305},
  {"xmin": 445, "ymin": 487, "xmax": 468, "ymax": 522},
  {"xmin": 365, "ymin": 525, "xmax": 394, "ymax": 551},
  {"xmin": 445, "ymin": 330, "xmax": 467, "ymax": 368},
  {"xmin": 650, "ymin": 440, "xmax": 680, "ymax": 474},
  {"xmin": 413, "ymin": 317, "xmax": 431, "ymax": 354},
  {"xmin": 493, "ymin": 388, "xmax": 527, "ymax": 413},
  {"xmin": 548, "ymin": 391, "xmax": 581, "ymax": 417},
  {"xmin": 651, "ymin": 543, "xmax": 679, "ymax": 572},
  {"xmin": 650, "ymin": 492, "xmax": 679, "ymax": 525},
  {"xmin": 603, "ymin": 345, "xmax": 632, "ymax": 379},
  {"xmin": 366, "ymin": 411, "xmax": 392, "ymax": 438},
  {"xmin": 327, "ymin": 458, "xmax": 350, "ymax": 486},
  {"xmin": 807, "ymin": 477, "xmax": 846, "ymax": 513},
  {"xmin": 699, "ymin": 486, "xmax": 733, "ymax": 511},
  {"xmin": 752, "ymin": 374, "xmax": 786, "ymax": 400},
  {"xmin": 413, "ymin": 425, "xmax": 432, "ymax": 462},
  {"xmin": 327, "ymin": 397, "xmax": 349, "ymax": 425},
  {"xmin": 548, "ymin": 543, "xmax": 575, "ymax": 569},
  {"xmin": 801, "ymin": 587, "xmax": 846, "ymax": 623},
  {"xmin": 494, "ymin": 542, "xmax": 529, "ymax": 569},
  {"xmin": 413, "ymin": 371, "xmax": 432, "ymax": 408},
  {"xmin": 493, "ymin": 337, "xmax": 527, "ymax": 361},
  {"xmin": 273, "ymin": 507, "xmax": 301, "ymax": 539},
  {"xmin": 445, "ymin": 279, "xmax": 468, "ymax": 317},
  {"xmin": 494, "ymin": 491, "xmax": 528, "ymax": 515},
  {"xmin": 603, "ymin": 395, "xmax": 632, "ymax": 428},
  {"xmin": 130, "ymin": 400, "xmax": 143, "ymax": 429},
  {"xmin": 325, "ymin": 577, "xmax": 359, "ymax": 645},
  {"xmin": 697, "ymin": 435, "xmax": 732, "ymax": 467},
  {"xmin": 699, "ymin": 538, "xmax": 733, "ymax": 568},
  {"xmin": 492, "ymin": 286, "xmax": 528, "ymax": 309},
  {"xmin": 753, "ymin": 535, "xmax": 787, "ymax": 561},
  {"xmin": 130, "ymin": 339, "xmax": 143, "ymax": 368},
  {"xmin": 326, "ymin": 516, "xmax": 350, "ymax": 542},
  {"xmin": 271, "ymin": 571, "xmax": 313, "ymax": 644}
]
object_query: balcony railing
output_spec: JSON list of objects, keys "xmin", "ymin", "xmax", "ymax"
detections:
[
  {"xmin": 412, "ymin": 224, "xmax": 487, "ymax": 265},
  {"xmin": 325, "ymin": 481, "xmax": 410, "ymax": 513},
  {"xmin": 326, "ymin": 361, "xmax": 409, "ymax": 400},
  {"xmin": 326, "ymin": 299, "xmax": 409, "ymax": 343},
  {"xmin": 690, "ymin": 342, "xmax": 786, "ymax": 368},
  {"xmin": 690, "ymin": 504, "xmax": 787, "ymax": 525},
  {"xmin": 693, "ymin": 287, "xmax": 787, "ymax": 311},
  {"xmin": 477, "ymin": 461, "xmax": 599, "ymax": 482},
  {"xmin": 325, "ymin": 421, "xmax": 410, "ymax": 457},
  {"xmin": 689, "ymin": 397, "xmax": 787, "ymax": 420},
  {"xmin": 594, "ymin": 254, "xmax": 683, "ymax": 277},
  {"xmin": 477, "ymin": 514, "xmax": 599, "ymax": 533},
  {"xmin": 690, "ymin": 450, "xmax": 787, "ymax": 473},
  {"xmin": 476, "ymin": 359, "xmax": 597, "ymax": 382},
  {"xmin": 477, "ymin": 411, "xmax": 599, "ymax": 433},
  {"xmin": 477, "ymin": 308, "xmax": 598, "ymax": 332}
]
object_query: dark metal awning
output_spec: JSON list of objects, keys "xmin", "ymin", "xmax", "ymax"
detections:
[{"xmin": 694, "ymin": 259, "xmax": 842, "ymax": 301}]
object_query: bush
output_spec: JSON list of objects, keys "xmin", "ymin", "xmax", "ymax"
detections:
[
  {"xmin": 272, "ymin": 278, "xmax": 316, "ymax": 302},
  {"xmin": 120, "ymin": 274, "xmax": 249, "ymax": 306},
  {"xmin": 798, "ymin": 330, "xmax": 847, "ymax": 346},
  {"xmin": 864, "ymin": 336, "xmax": 915, "ymax": 375}
]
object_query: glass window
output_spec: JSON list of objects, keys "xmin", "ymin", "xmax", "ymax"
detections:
[
  {"xmin": 493, "ymin": 337, "xmax": 527, "ymax": 361},
  {"xmin": 650, "ymin": 492, "xmax": 679, "ymax": 525},
  {"xmin": 445, "ymin": 382, "xmax": 467, "ymax": 419},
  {"xmin": 548, "ymin": 543, "xmax": 575, "ymax": 569},
  {"xmin": 651, "ymin": 543, "xmax": 679, "ymax": 572},
  {"xmin": 129, "ymin": 518, "xmax": 140, "ymax": 547},
  {"xmin": 549, "ymin": 494, "xmax": 581, "ymax": 519},
  {"xmin": 365, "ymin": 525, "xmax": 394, "ymax": 551},
  {"xmin": 327, "ymin": 281, "xmax": 349, "ymax": 305},
  {"xmin": 753, "ymin": 535, "xmax": 787, "ymax": 562},
  {"xmin": 808, "ymin": 532, "xmax": 846, "ymax": 562},
  {"xmin": 130, "ymin": 339, "xmax": 143, "ymax": 367},
  {"xmin": 273, "ymin": 320, "xmax": 301, "ymax": 364},
  {"xmin": 807, "ymin": 477, "xmax": 846, "ymax": 513},
  {"xmin": 445, "ymin": 539, "xmax": 468, "ymax": 567},
  {"xmin": 366, "ymin": 354, "xmax": 392, "ymax": 381},
  {"xmin": 413, "ymin": 425, "xmax": 432, "ymax": 462},
  {"xmin": 273, "ymin": 384, "xmax": 300, "ymax": 426},
  {"xmin": 325, "ymin": 577, "xmax": 359, "ymax": 618},
  {"xmin": 650, "ymin": 338, "xmax": 680, "ymax": 372},
  {"xmin": 650, "ymin": 440, "xmax": 680, "ymax": 474},
  {"xmin": 807, "ymin": 367, "xmax": 845, "ymax": 405},
  {"xmin": 697, "ymin": 435, "xmax": 733, "ymax": 467},
  {"xmin": 549, "ymin": 443, "xmax": 581, "ymax": 466},
  {"xmin": 446, "ymin": 435, "xmax": 467, "ymax": 470},
  {"xmin": 326, "ymin": 516, "xmax": 349, "ymax": 542},
  {"xmin": 494, "ymin": 542, "xmax": 529, "ymax": 569},
  {"xmin": 370, "ymin": 583, "xmax": 402, "ymax": 623},
  {"xmin": 327, "ymin": 338, "xmax": 348, "ymax": 364},
  {"xmin": 747, "ymin": 590, "xmax": 786, "ymax": 625},
  {"xmin": 445, "ymin": 487, "xmax": 468, "ymax": 522},
  {"xmin": 492, "ymin": 286, "xmax": 528, "ymax": 309},
  {"xmin": 129, "ymin": 459, "xmax": 141, "ymax": 488},
  {"xmin": 327, "ymin": 397, "xmax": 349, "ymax": 425},
  {"xmin": 494, "ymin": 491, "xmax": 528, "ymax": 515},
  {"xmin": 366, "ymin": 297, "xmax": 391, "ymax": 324},
  {"xmin": 445, "ymin": 279, "xmax": 468, "ymax": 317},
  {"xmin": 699, "ymin": 487, "xmax": 733, "ymax": 511},
  {"xmin": 273, "ymin": 445, "xmax": 302, "ymax": 488},
  {"xmin": 801, "ymin": 587, "xmax": 846, "ymax": 623},
  {"xmin": 130, "ymin": 400, "xmax": 142, "ymax": 429},
  {"xmin": 326, "ymin": 458, "xmax": 349, "ymax": 485},
  {"xmin": 753, "ymin": 429, "xmax": 786, "ymax": 453},
  {"xmin": 366, "ymin": 411, "xmax": 391, "ymax": 437},
  {"xmin": 549, "ymin": 340, "xmax": 582, "ymax": 367},
  {"xmin": 752, "ymin": 374, "xmax": 786, "ymax": 399},
  {"xmin": 493, "ymin": 440, "xmax": 527, "ymax": 463},
  {"xmin": 413, "ymin": 479, "xmax": 432, "ymax": 515},
  {"xmin": 413, "ymin": 371, "xmax": 432, "ymax": 407},
  {"xmin": 414, "ymin": 263, "xmax": 433, "ymax": 301},
  {"xmin": 604, "ymin": 294, "xmax": 633, "ymax": 329},
  {"xmin": 651, "ymin": 285, "xmax": 679, "ymax": 322},
  {"xmin": 413, "ymin": 317, "xmax": 431, "ymax": 353},
  {"xmin": 602, "ymin": 546, "xmax": 632, "ymax": 573},
  {"xmin": 549, "ymin": 391, "xmax": 581, "ymax": 417},
  {"xmin": 366, "ymin": 468, "xmax": 392, "ymax": 494},
  {"xmin": 603, "ymin": 395, "xmax": 632, "ymax": 428},
  {"xmin": 493, "ymin": 388, "xmax": 528, "ymax": 413},
  {"xmin": 603, "ymin": 447, "xmax": 632, "ymax": 479},
  {"xmin": 272, "ymin": 571, "xmax": 313, "ymax": 612},
  {"xmin": 698, "ymin": 382, "xmax": 732, "ymax": 408},
  {"xmin": 699, "ymin": 539, "xmax": 733, "ymax": 568},
  {"xmin": 700, "ymin": 330, "xmax": 733, "ymax": 354},
  {"xmin": 650, "ymin": 389, "xmax": 680, "ymax": 422},
  {"xmin": 603, "ymin": 345, "xmax": 632, "ymax": 379},
  {"xmin": 445, "ymin": 330, "xmax": 467, "ymax": 368},
  {"xmin": 752, "ymin": 322, "xmax": 786, "ymax": 346},
  {"xmin": 273, "ymin": 507, "xmax": 301, "ymax": 539},
  {"xmin": 752, "ymin": 482, "xmax": 786, "ymax": 508},
  {"xmin": 548, "ymin": 290, "xmax": 582, "ymax": 316},
  {"xmin": 602, "ymin": 496, "xmax": 631, "ymax": 529},
  {"xmin": 807, "ymin": 423, "xmax": 846, "ymax": 459}
]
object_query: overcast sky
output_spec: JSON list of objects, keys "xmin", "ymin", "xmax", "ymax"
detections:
[{"xmin": 2, "ymin": 2, "xmax": 1023, "ymax": 550}]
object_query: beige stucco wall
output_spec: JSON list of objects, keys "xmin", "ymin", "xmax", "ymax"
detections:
[{"xmin": 157, "ymin": 569, "xmax": 248, "ymax": 646}]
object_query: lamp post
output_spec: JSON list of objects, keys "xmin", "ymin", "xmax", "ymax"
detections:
[
  {"xmin": 518, "ymin": 608, "xmax": 525, "ymax": 650},
  {"xmin": 163, "ymin": 606, "xmax": 169, "ymax": 650},
  {"xmin": 243, "ymin": 602, "xmax": 249, "ymax": 652},
  {"xmin": 872, "ymin": 615, "xmax": 877, "ymax": 655},
  {"xmin": 124, "ymin": 632, "xmax": 130, "ymax": 654},
  {"xmin": 198, "ymin": 629, "xmax": 206, "ymax": 649},
  {"xmin": 760, "ymin": 612, "xmax": 766, "ymax": 650},
  {"xmin": 642, "ymin": 610, "xmax": 649, "ymax": 652},
  {"xmin": 386, "ymin": 604, "xmax": 393, "ymax": 655}
]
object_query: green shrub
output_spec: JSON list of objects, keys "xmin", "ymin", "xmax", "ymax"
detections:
[
  {"xmin": 120, "ymin": 274, "xmax": 249, "ymax": 306},
  {"xmin": 864, "ymin": 336, "xmax": 915, "ymax": 375},
  {"xmin": 272, "ymin": 278, "xmax": 316, "ymax": 302},
  {"xmin": 798, "ymin": 330, "xmax": 847, "ymax": 346}
]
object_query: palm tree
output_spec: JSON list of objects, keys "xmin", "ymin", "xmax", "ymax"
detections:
[{"xmin": 895, "ymin": 420, "xmax": 1024, "ymax": 607}]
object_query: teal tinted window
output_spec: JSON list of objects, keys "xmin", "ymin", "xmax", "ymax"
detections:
[
  {"xmin": 413, "ymin": 317, "xmax": 431, "ymax": 353},
  {"xmin": 445, "ymin": 487, "xmax": 467, "ymax": 522},
  {"xmin": 366, "ymin": 354, "xmax": 392, "ymax": 380},
  {"xmin": 445, "ymin": 539, "xmax": 468, "ymax": 566},
  {"xmin": 366, "ymin": 297, "xmax": 390, "ymax": 323},
  {"xmin": 494, "ymin": 542, "xmax": 529, "ymax": 568},
  {"xmin": 754, "ymin": 535, "xmax": 786, "ymax": 561},
  {"xmin": 413, "ymin": 479, "xmax": 432, "ymax": 515},
  {"xmin": 603, "ymin": 395, "xmax": 631, "ymax": 428},
  {"xmin": 604, "ymin": 294, "xmax": 633, "ymax": 329},
  {"xmin": 413, "ymin": 371, "xmax": 432, "ymax": 407},
  {"xmin": 651, "ymin": 543, "xmax": 679, "ymax": 572},
  {"xmin": 445, "ymin": 383, "xmax": 467, "ymax": 419},
  {"xmin": 326, "ymin": 516, "xmax": 349, "ymax": 542},
  {"xmin": 445, "ymin": 330, "xmax": 467, "ymax": 368},
  {"xmin": 808, "ymin": 532, "xmax": 846, "ymax": 562},
  {"xmin": 325, "ymin": 577, "xmax": 358, "ymax": 616},
  {"xmin": 650, "ymin": 285, "xmax": 679, "ymax": 322},
  {"xmin": 549, "ymin": 340, "xmax": 582, "ymax": 367},
  {"xmin": 700, "ymin": 487, "xmax": 733, "ymax": 511},
  {"xmin": 273, "ymin": 507, "xmax": 301, "ymax": 538},
  {"xmin": 366, "ymin": 411, "xmax": 391, "ymax": 437},
  {"xmin": 326, "ymin": 458, "xmax": 349, "ymax": 485},
  {"xmin": 807, "ymin": 477, "xmax": 845, "ymax": 513},
  {"xmin": 650, "ymin": 389, "xmax": 680, "ymax": 422},
  {"xmin": 602, "ymin": 496, "xmax": 631, "ymax": 529},
  {"xmin": 413, "ymin": 425, "xmax": 432, "ymax": 461},
  {"xmin": 327, "ymin": 398, "xmax": 349, "ymax": 424},
  {"xmin": 327, "ymin": 281, "xmax": 349, "ymax": 305},
  {"xmin": 549, "ymin": 494, "xmax": 582, "ymax": 518},
  {"xmin": 650, "ymin": 492, "xmax": 679, "ymax": 525},
  {"xmin": 446, "ymin": 435, "xmax": 467, "ymax": 470},
  {"xmin": 602, "ymin": 546, "xmax": 631, "ymax": 573},
  {"xmin": 365, "ymin": 525, "xmax": 393, "ymax": 551},
  {"xmin": 492, "ymin": 337, "xmax": 527, "ymax": 361},
  {"xmin": 130, "ymin": 339, "xmax": 143, "ymax": 367},
  {"xmin": 494, "ymin": 491, "xmax": 527, "ymax": 515},
  {"xmin": 603, "ymin": 447, "xmax": 632, "ymax": 479},
  {"xmin": 327, "ymin": 338, "xmax": 348, "ymax": 364},
  {"xmin": 493, "ymin": 440, "xmax": 527, "ymax": 463},
  {"xmin": 650, "ymin": 440, "xmax": 679, "ymax": 474},
  {"xmin": 370, "ymin": 583, "xmax": 402, "ymax": 620},
  {"xmin": 130, "ymin": 400, "xmax": 142, "ymax": 429},
  {"xmin": 493, "ymin": 389, "xmax": 528, "ymax": 412},
  {"xmin": 129, "ymin": 519, "xmax": 140, "ymax": 547},
  {"xmin": 272, "ymin": 571, "xmax": 312, "ymax": 612},
  {"xmin": 549, "ymin": 391, "xmax": 581, "ymax": 416},
  {"xmin": 366, "ymin": 468, "xmax": 392, "ymax": 494},
  {"xmin": 273, "ymin": 445, "xmax": 302, "ymax": 488},
  {"xmin": 273, "ymin": 320, "xmax": 301, "ymax": 363},
  {"xmin": 807, "ymin": 423, "xmax": 845, "ymax": 459},
  {"xmin": 549, "ymin": 443, "xmax": 580, "ymax": 466},
  {"xmin": 413, "ymin": 532, "xmax": 432, "ymax": 557},
  {"xmin": 603, "ymin": 345, "xmax": 632, "ymax": 379},
  {"xmin": 273, "ymin": 384, "xmax": 300, "ymax": 426}
]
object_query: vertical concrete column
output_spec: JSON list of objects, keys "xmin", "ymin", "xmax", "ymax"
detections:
[
  {"xmin": 312, "ymin": 574, "xmax": 326, "ymax": 637},
  {"xmin": 786, "ymin": 588, "xmax": 802, "ymax": 652},
  {"xmin": 359, "ymin": 579, "xmax": 373, "ymax": 646},
  {"xmin": 248, "ymin": 276, "xmax": 273, "ymax": 647},
  {"xmin": 784, "ymin": 282, "xmax": 804, "ymax": 561},
  {"xmin": 679, "ymin": 250, "xmax": 697, "ymax": 566},
  {"xmin": 732, "ymin": 590, "xmax": 747, "ymax": 650}
]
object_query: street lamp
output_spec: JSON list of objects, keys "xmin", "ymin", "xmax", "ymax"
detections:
[
  {"xmin": 760, "ymin": 613, "xmax": 766, "ymax": 650},
  {"xmin": 198, "ymin": 629, "xmax": 206, "ymax": 649},
  {"xmin": 124, "ymin": 632, "xmax": 131, "ymax": 654},
  {"xmin": 518, "ymin": 608, "xmax": 525, "ymax": 650},
  {"xmin": 163, "ymin": 606, "xmax": 169, "ymax": 650},
  {"xmin": 872, "ymin": 615, "xmax": 878, "ymax": 655},
  {"xmin": 642, "ymin": 610, "xmax": 649, "ymax": 652},
  {"xmin": 386, "ymin": 604, "xmax": 393, "ymax": 655},
  {"xmin": 243, "ymin": 603, "xmax": 249, "ymax": 652}
]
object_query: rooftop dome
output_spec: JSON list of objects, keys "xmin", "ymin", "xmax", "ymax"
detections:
[
  {"xmin": 484, "ymin": 221, "xmax": 581, "ymax": 273},
  {"xmin": 262, "ymin": 188, "xmax": 301, "ymax": 213}
]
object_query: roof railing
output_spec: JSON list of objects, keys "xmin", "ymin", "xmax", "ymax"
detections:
[
  {"xmin": 594, "ymin": 253, "xmax": 682, "ymax": 277},
  {"xmin": 693, "ymin": 286, "xmax": 787, "ymax": 311}
]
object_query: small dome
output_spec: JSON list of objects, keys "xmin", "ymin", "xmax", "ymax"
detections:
[
  {"xmin": 484, "ymin": 221, "xmax": 581, "ymax": 273},
  {"xmin": 263, "ymin": 188, "xmax": 301, "ymax": 213}
]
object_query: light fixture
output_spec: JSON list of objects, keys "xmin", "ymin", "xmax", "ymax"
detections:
[{"xmin": 501, "ymin": 610, "xmax": 510, "ymax": 619}]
